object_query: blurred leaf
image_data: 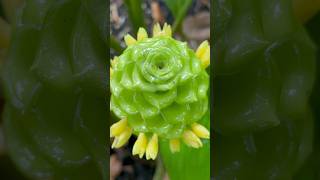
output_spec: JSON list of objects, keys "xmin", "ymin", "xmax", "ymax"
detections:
[
  {"xmin": 164, "ymin": 0, "xmax": 193, "ymax": 32},
  {"xmin": 0, "ymin": 1, "xmax": 4, "ymax": 18},
  {"xmin": 293, "ymin": 0, "xmax": 320, "ymax": 22},
  {"xmin": 123, "ymin": 0, "xmax": 145, "ymax": 32},
  {"xmin": 110, "ymin": 35, "xmax": 123, "ymax": 54},
  {"xmin": 20, "ymin": 0, "xmax": 55, "ymax": 25},
  {"xmin": 81, "ymin": 0, "xmax": 108, "ymax": 39},
  {"xmin": 0, "ymin": 17, "xmax": 10, "ymax": 49},
  {"xmin": 1, "ymin": 0, "xmax": 24, "ymax": 22},
  {"xmin": 160, "ymin": 113, "xmax": 210, "ymax": 180},
  {"xmin": 72, "ymin": 4, "xmax": 107, "ymax": 96},
  {"xmin": 213, "ymin": 0, "xmax": 317, "ymax": 179},
  {"xmin": 2, "ymin": 0, "xmax": 108, "ymax": 179},
  {"xmin": 31, "ymin": 0, "xmax": 81, "ymax": 91}
]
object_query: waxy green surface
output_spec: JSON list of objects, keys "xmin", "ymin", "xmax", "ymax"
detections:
[{"xmin": 111, "ymin": 37, "xmax": 209, "ymax": 139}]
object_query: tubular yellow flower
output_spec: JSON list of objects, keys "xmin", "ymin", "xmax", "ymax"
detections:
[
  {"xmin": 132, "ymin": 133, "xmax": 148, "ymax": 158},
  {"xmin": 110, "ymin": 118, "xmax": 127, "ymax": 137},
  {"xmin": 196, "ymin": 41, "xmax": 209, "ymax": 57},
  {"xmin": 124, "ymin": 34, "xmax": 136, "ymax": 46},
  {"xmin": 191, "ymin": 123, "xmax": 210, "ymax": 139},
  {"xmin": 201, "ymin": 47, "xmax": 210, "ymax": 69},
  {"xmin": 182, "ymin": 130, "xmax": 203, "ymax": 148},
  {"xmin": 111, "ymin": 127, "xmax": 132, "ymax": 148},
  {"xmin": 110, "ymin": 68, "xmax": 113, "ymax": 78},
  {"xmin": 153, "ymin": 23, "xmax": 161, "ymax": 37},
  {"xmin": 111, "ymin": 56, "xmax": 119, "ymax": 68},
  {"xmin": 137, "ymin": 28, "xmax": 148, "ymax": 41},
  {"xmin": 196, "ymin": 40, "xmax": 210, "ymax": 69},
  {"xmin": 162, "ymin": 23, "xmax": 172, "ymax": 37},
  {"xmin": 146, "ymin": 134, "xmax": 158, "ymax": 160},
  {"xmin": 169, "ymin": 139, "xmax": 180, "ymax": 153}
]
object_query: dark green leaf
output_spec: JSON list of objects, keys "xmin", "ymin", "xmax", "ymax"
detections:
[
  {"xmin": 2, "ymin": 0, "xmax": 108, "ymax": 179},
  {"xmin": 110, "ymin": 35, "xmax": 123, "ymax": 54}
]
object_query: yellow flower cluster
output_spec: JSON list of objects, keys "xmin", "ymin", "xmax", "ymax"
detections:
[{"xmin": 110, "ymin": 118, "xmax": 209, "ymax": 160}]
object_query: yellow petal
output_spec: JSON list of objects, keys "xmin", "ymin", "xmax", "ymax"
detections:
[
  {"xmin": 112, "ymin": 127, "xmax": 132, "ymax": 148},
  {"xmin": 137, "ymin": 27, "xmax": 148, "ymax": 41},
  {"xmin": 111, "ymin": 56, "xmax": 119, "ymax": 68},
  {"xmin": 132, "ymin": 133, "xmax": 148, "ymax": 158},
  {"xmin": 112, "ymin": 136, "xmax": 119, "ymax": 149},
  {"xmin": 169, "ymin": 139, "xmax": 180, "ymax": 153},
  {"xmin": 124, "ymin": 34, "xmax": 136, "ymax": 46},
  {"xmin": 163, "ymin": 23, "xmax": 172, "ymax": 37},
  {"xmin": 200, "ymin": 47, "xmax": 210, "ymax": 69},
  {"xmin": 153, "ymin": 23, "xmax": 161, "ymax": 37},
  {"xmin": 110, "ymin": 119, "xmax": 127, "ymax": 137},
  {"xmin": 191, "ymin": 123, "xmax": 210, "ymax": 139},
  {"xmin": 110, "ymin": 68, "xmax": 113, "ymax": 78},
  {"xmin": 196, "ymin": 41, "xmax": 210, "ymax": 69},
  {"xmin": 196, "ymin": 40, "xmax": 209, "ymax": 58},
  {"xmin": 182, "ymin": 130, "xmax": 203, "ymax": 148},
  {"xmin": 146, "ymin": 134, "xmax": 158, "ymax": 160}
]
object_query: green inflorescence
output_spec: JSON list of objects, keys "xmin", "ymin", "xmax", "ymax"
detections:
[
  {"xmin": 110, "ymin": 24, "xmax": 210, "ymax": 160},
  {"xmin": 111, "ymin": 36, "xmax": 209, "ymax": 139}
]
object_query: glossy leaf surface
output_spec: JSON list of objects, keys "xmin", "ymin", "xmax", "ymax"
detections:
[{"xmin": 2, "ymin": 0, "xmax": 107, "ymax": 179}]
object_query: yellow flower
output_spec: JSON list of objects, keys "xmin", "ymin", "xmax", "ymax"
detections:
[
  {"xmin": 132, "ymin": 133, "xmax": 148, "ymax": 158},
  {"xmin": 196, "ymin": 40, "xmax": 210, "ymax": 69},
  {"xmin": 110, "ymin": 118, "xmax": 127, "ymax": 137},
  {"xmin": 169, "ymin": 139, "xmax": 180, "ymax": 153},
  {"xmin": 182, "ymin": 130, "xmax": 203, "ymax": 148},
  {"xmin": 137, "ymin": 28, "xmax": 148, "ymax": 41},
  {"xmin": 146, "ymin": 134, "xmax": 158, "ymax": 160},
  {"xmin": 124, "ymin": 34, "xmax": 137, "ymax": 46},
  {"xmin": 111, "ymin": 127, "xmax": 132, "ymax": 148},
  {"xmin": 191, "ymin": 123, "xmax": 210, "ymax": 139}
]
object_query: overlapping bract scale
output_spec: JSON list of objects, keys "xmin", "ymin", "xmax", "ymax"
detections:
[{"xmin": 111, "ymin": 36, "xmax": 209, "ymax": 139}]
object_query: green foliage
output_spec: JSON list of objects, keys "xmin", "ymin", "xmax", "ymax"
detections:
[
  {"xmin": 110, "ymin": 35, "xmax": 123, "ymax": 54},
  {"xmin": 164, "ymin": 0, "xmax": 193, "ymax": 32},
  {"xmin": 160, "ymin": 113, "xmax": 210, "ymax": 180},
  {"xmin": 0, "ymin": 2, "xmax": 4, "ymax": 18},
  {"xmin": 298, "ymin": 11, "xmax": 320, "ymax": 179},
  {"xmin": 2, "ymin": 0, "xmax": 107, "ymax": 179},
  {"xmin": 213, "ymin": 0, "xmax": 316, "ymax": 178}
]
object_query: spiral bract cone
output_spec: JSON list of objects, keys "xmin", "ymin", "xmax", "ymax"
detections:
[{"xmin": 110, "ymin": 23, "xmax": 210, "ymax": 160}]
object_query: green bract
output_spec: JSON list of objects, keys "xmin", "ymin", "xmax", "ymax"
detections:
[{"xmin": 111, "ymin": 36, "xmax": 209, "ymax": 139}]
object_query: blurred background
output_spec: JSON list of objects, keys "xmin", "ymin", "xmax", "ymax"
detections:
[
  {"xmin": 0, "ymin": 0, "xmax": 29, "ymax": 179},
  {"xmin": 213, "ymin": 0, "xmax": 320, "ymax": 179},
  {"xmin": 0, "ymin": 0, "xmax": 108, "ymax": 179}
]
